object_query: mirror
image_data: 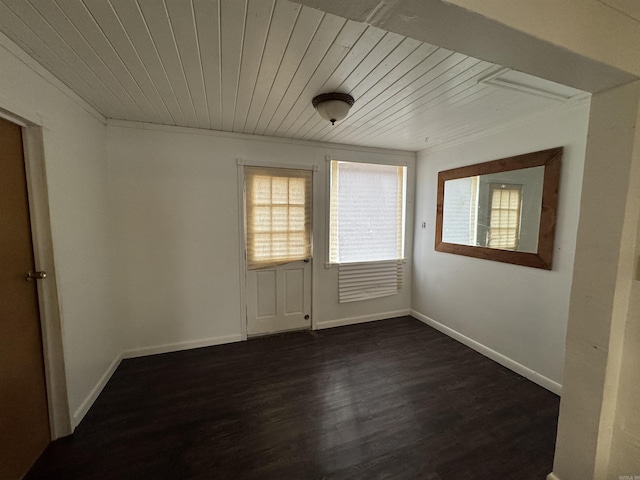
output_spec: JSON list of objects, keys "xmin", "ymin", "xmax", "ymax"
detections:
[{"xmin": 435, "ymin": 147, "xmax": 562, "ymax": 269}]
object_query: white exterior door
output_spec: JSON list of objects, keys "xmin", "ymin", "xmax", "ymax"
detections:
[
  {"xmin": 243, "ymin": 166, "xmax": 312, "ymax": 336},
  {"xmin": 246, "ymin": 259, "xmax": 311, "ymax": 335}
]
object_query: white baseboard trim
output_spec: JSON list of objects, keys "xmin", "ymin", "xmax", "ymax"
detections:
[
  {"xmin": 547, "ymin": 473, "xmax": 560, "ymax": 480},
  {"xmin": 123, "ymin": 334, "xmax": 244, "ymax": 359},
  {"xmin": 315, "ymin": 309, "xmax": 411, "ymax": 330},
  {"xmin": 72, "ymin": 352, "xmax": 122, "ymax": 429},
  {"xmin": 411, "ymin": 310, "xmax": 562, "ymax": 395}
]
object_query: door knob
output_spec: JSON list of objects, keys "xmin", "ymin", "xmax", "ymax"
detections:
[
  {"xmin": 303, "ymin": 258, "xmax": 310, "ymax": 263},
  {"xmin": 25, "ymin": 271, "xmax": 47, "ymax": 281}
]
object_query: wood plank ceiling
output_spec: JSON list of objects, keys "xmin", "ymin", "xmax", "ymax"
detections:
[{"xmin": 0, "ymin": 0, "xmax": 586, "ymax": 151}]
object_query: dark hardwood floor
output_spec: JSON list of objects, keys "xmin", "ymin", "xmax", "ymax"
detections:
[{"xmin": 27, "ymin": 316, "xmax": 559, "ymax": 480}]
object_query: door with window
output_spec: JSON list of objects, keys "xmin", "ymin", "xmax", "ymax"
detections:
[{"xmin": 244, "ymin": 167, "xmax": 312, "ymax": 336}]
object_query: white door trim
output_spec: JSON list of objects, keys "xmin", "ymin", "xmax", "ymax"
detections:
[
  {"xmin": 236, "ymin": 160, "xmax": 248, "ymax": 341},
  {"xmin": 1, "ymin": 106, "xmax": 72, "ymax": 439},
  {"xmin": 236, "ymin": 158, "xmax": 319, "ymax": 336}
]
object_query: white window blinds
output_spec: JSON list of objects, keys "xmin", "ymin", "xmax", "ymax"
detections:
[
  {"xmin": 338, "ymin": 260, "xmax": 404, "ymax": 303},
  {"xmin": 244, "ymin": 167, "xmax": 312, "ymax": 269},
  {"xmin": 329, "ymin": 160, "xmax": 406, "ymax": 263},
  {"xmin": 329, "ymin": 160, "xmax": 406, "ymax": 303}
]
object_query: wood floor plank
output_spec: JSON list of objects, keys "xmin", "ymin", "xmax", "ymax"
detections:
[{"xmin": 26, "ymin": 316, "xmax": 559, "ymax": 479}]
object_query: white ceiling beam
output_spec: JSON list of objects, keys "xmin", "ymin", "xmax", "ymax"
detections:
[{"xmin": 288, "ymin": 0, "xmax": 638, "ymax": 92}]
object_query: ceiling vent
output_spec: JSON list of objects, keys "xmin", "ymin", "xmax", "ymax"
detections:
[{"xmin": 479, "ymin": 68, "xmax": 585, "ymax": 101}]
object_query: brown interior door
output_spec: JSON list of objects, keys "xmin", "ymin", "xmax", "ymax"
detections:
[{"xmin": 0, "ymin": 117, "xmax": 50, "ymax": 479}]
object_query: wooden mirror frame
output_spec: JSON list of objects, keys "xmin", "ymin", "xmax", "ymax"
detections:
[{"xmin": 435, "ymin": 147, "xmax": 563, "ymax": 270}]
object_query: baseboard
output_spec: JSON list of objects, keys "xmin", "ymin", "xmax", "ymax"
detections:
[
  {"xmin": 122, "ymin": 334, "xmax": 244, "ymax": 359},
  {"xmin": 411, "ymin": 310, "xmax": 562, "ymax": 395},
  {"xmin": 72, "ymin": 352, "xmax": 122, "ymax": 429},
  {"xmin": 547, "ymin": 473, "xmax": 560, "ymax": 480},
  {"xmin": 315, "ymin": 309, "xmax": 411, "ymax": 330}
]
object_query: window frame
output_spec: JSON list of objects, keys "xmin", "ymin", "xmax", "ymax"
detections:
[{"xmin": 325, "ymin": 155, "xmax": 408, "ymax": 268}]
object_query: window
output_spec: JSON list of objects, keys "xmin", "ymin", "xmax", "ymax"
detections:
[
  {"xmin": 487, "ymin": 183, "xmax": 522, "ymax": 250},
  {"xmin": 244, "ymin": 167, "xmax": 312, "ymax": 269},
  {"xmin": 329, "ymin": 160, "xmax": 407, "ymax": 303},
  {"xmin": 442, "ymin": 175, "xmax": 479, "ymax": 245},
  {"xmin": 329, "ymin": 160, "xmax": 407, "ymax": 264}
]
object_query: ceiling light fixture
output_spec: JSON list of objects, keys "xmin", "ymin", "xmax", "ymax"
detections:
[{"xmin": 312, "ymin": 93, "xmax": 355, "ymax": 125}]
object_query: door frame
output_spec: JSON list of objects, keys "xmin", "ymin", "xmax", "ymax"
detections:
[
  {"xmin": 236, "ymin": 158, "xmax": 319, "ymax": 339},
  {"xmin": 0, "ymin": 107, "xmax": 71, "ymax": 439}
]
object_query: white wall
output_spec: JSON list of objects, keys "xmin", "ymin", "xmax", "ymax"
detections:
[
  {"xmin": 107, "ymin": 122, "xmax": 415, "ymax": 356},
  {"xmin": 551, "ymin": 82, "xmax": 640, "ymax": 480},
  {"xmin": 412, "ymin": 101, "xmax": 590, "ymax": 390},
  {"xmin": 603, "ymin": 86, "xmax": 640, "ymax": 476},
  {"xmin": 608, "ymin": 211, "xmax": 640, "ymax": 472},
  {"xmin": 0, "ymin": 34, "xmax": 119, "ymax": 429},
  {"xmin": 447, "ymin": 0, "xmax": 640, "ymax": 80}
]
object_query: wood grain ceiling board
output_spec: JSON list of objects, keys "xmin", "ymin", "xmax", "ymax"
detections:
[
  {"xmin": 261, "ymin": 19, "xmax": 366, "ymax": 138},
  {"xmin": 20, "ymin": 0, "xmax": 136, "ymax": 119},
  {"xmin": 0, "ymin": 0, "xmax": 127, "ymax": 119},
  {"xmin": 57, "ymin": 0, "xmax": 162, "ymax": 122},
  {"xmin": 241, "ymin": 0, "xmax": 302, "ymax": 134},
  {"xmin": 135, "ymin": 0, "xmax": 201, "ymax": 127},
  {"xmin": 331, "ymin": 60, "xmax": 497, "ymax": 146},
  {"xmin": 109, "ymin": 0, "xmax": 187, "ymax": 126},
  {"xmin": 232, "ymin": 0, "xmax": 274, "ymax": 133},
  {"xmin": 192, "ymin": 0, "xmax": 222, "ymax": 130},
  {"xmin": 0, "ymin": 0, "xmax": 580, "ymax": 151}
]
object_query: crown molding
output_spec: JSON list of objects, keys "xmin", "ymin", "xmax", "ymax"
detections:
[{"xmin": 106, "ymin": 119, "xmax": 417, "ymax": 158}]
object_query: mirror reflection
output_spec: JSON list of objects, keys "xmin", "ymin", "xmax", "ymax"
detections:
[
  {"xmin": 442, "ymin": 166, "xmax": 544, "ymax": 253},
  {"xmin": 435, "ymin": 147, "xmax": 562, "ymax": 270}
]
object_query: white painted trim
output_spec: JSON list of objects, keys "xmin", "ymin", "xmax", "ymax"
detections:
[
  {"xmin": 122, "ymin": 334, "xmax": 244, "ymax": 359},
  {"xmin": 72, "ymin": 353, "xmax": 122, "ymax": 428},
  {"xmin": 546, "ymin": 473, "xmax": 560, "ymax": 480},
  {"xmin": 315, "ymin": 309, "xmax": 411, "ymax": 330},
  {"xmin": 0, "ymin": 31, "xmax": 106, "ymax": 125},
  {"xmin": 310, "ymin": 167, "xmax": 319, "ymax": 330},
  {"xmin": 410, "ymin": 310, "xmax": 562, "ymax": 395},
  {"xmin": 330, "ymin": 155, "xmax": 409, "ymax": 167},
  {"xmin": 237, "ymin": 161, "xmax": 248, "ymax": 341},
  {"xmin": 0, "ymin": 106, "xmax": 28, "ymax": 127},
  {"xmin": 238, "ymin": 158, "xmax": 318, "ymax": 171},
  {"xmin": 106, "ymin": 119, "xmax": 416, "ymax": 157},
  {"xmin": 22, "ymin": 124, "xmax": 72, "ymax": 439},
  {"xmin": 325, "ymin": 155, "xmax": 332, "ymax": 269}
]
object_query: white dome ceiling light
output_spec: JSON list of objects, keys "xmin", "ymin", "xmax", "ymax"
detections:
[{"xmin": 312, "ymin": 93, "xmax": 355, "ymax": 125}]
